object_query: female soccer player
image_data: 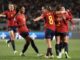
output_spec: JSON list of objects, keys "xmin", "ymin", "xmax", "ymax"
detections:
[
  {"xmin": 34, "ymin": 6, "xmax": 55, "ymax": 58},
  {"xmin": 0, "ymin": 3, "xmax": 17, "ymax": 54},
  {"xmin": 55, "ymin": 5, "xmax": 75, "ymax": 58},
  {"xmin": 15, "ymin": 6, "xmax": 41, "ymax": 56}
]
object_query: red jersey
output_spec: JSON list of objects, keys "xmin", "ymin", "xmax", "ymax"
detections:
[
  {"xmin": 3, "ymin": 10, "xmax": 17, "ymax": 27},
  {"xmin": 67, "ymin": 9, "xmax": 73, "ymax": 20},
  {"xmin": 55, "ymin": 11, "xmax": 74, "ymax": 32},
  {"xmin": 42, "ymin": 11, "xmax": 55, "ymax": 31},
  {"xmin": 16, "ymin": 13, "xmax": 29, "ymax": 33}
]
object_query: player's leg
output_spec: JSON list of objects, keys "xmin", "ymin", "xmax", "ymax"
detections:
[
  {"xmin": 10, "ymin": 27, "xmax": 18, "ymax": 54},
  {"xmin": 61, "ymin": 33, "xmax": 70, "ymax": 58},
  {"xmin": 55, "ymin": 32, "xmax": 61, "ymax": 57},
  {"xmin": 60, "ymin": 36, "xmax": 65, "ymax": 54},
  {"xmin": 6, "ymin": 37, "xmax": 11, "ymax": 47},
  {"xmin": 21, "ymin": 39, "xmax": 30, "ymax": 56},
  {"xmin": 63, "ymin": 34, "xmax": 70, "ymax": 58},
  {"xmin": 7, "ymin": 27, "xmax": 16, "ymax": 41},
  {"xmin": 45, "ymin": 38, "xmax": 53, "ymax": 58},
  {"xmin": 6, "ymin": 29, "xmax": 15, "ymax": 48},
  {"xmin": 30, "ymin": 39, "xmax": 39, "ymax": 53},
  {"xmin": 9, "ymin": 30, "xmax": 17, "ymax": 53},
  {"xmin": 49, "ymin": 31, "xmax": 55, "ymax": 58},
  {"xmin": 45, "ymin": 29, "xmax": 54, "ymax": 58},
  {"xmin": 20, "ymin": 32, "xmax": 30, "ymax": 56},
  {"xmin": 20, "ymin": 32, "xmax": 41, "ymax": 56},
  {"xmin": 7, "ymin": 38, "xmax": 11, "ymax": 44},
  {"xmin": 26, "ymin": 36, "xmax": 42, "ymax": 56},
  {"xmin": 55, "ymin": 36, "xmax": 60, "ymax": 54},
  {"xmin": 64, "ymin": 36, "xmax": 68, "ymax": 52}
]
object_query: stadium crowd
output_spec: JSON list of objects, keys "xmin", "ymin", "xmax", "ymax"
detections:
[
  {"xmin": 0, "ymin": 0, "xmax": 80, "ymax": 18},
  {"xmin": 10, "ymin": 0, "xmax": 80, "ymax": 18},
  {"xmin": 0, "ymin": 0, "xmax": 80, "ymax": 31}
]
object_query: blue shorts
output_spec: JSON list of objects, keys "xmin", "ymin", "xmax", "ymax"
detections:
[
  {"xmin": 20, "ymin": 32, "xmax": 29, "ymax": 38},
  {"xmin": 8, "ymin": 26, "xmax": 17, "ymax": 33},
  {"xmin": 45, "ymin": 29, "xmax": 55, "ymax": 40}
]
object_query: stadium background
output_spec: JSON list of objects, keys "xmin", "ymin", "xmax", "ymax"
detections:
[
  {"xmin": 0, "ymin": 0, "xmax": 80, "ymax": 60},
  {"xmin": 0, "ymin": 0, "xmax": 80, "ymax": 39}
]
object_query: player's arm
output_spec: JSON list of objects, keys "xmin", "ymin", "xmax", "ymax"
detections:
[
  {"xmin": 0, "ymin": 11, "xmax": 8, "ymax": 17},
  {"xmin": 33, "ymin": 14, "xmax": 44, "ymax": 22},
  {"xmin": 61, "ymin": 11, "xmax": 69, "ymax": 20},
  {"xmin": 0, "ymin": 13, "xmax": 6, "ymax": 17},
  {"xmin": 67, "ymin": 11, "xmax": 74, "ymax": 25},
  {"xmin": 70, "ymin": 18, "xmax": 75, "ymax": 30},
  {"xmin": 68, "ymin": 13, "xmax": 75, "ymax": 30}
]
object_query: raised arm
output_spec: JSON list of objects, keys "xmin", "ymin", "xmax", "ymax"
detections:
[
  {"xmin": 33, "ymin": 15, "xmax": 43, "ymax": 22},
  {"xmin": 68, "ymin": 12, "xmax": 75, "ymax": 30},
  {"xmin": 0, "ymin": 13, "xmax": 6, "ymax": 17}
]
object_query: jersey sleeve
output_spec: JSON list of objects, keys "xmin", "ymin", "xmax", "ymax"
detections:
[
  {"xmin": 68, "ymin": 12, "xmax": 73, "ymax": 20},
  {"xmin": 66, "ymin": 12, "xmax": 75, "ymax": 25},
  {"xmin": 2, "ymin": 11, "xmax": 7, "ymax": 15},
  {"xmin": 16, "ymin": 15, "xmax": 20, "ymax": 21}
]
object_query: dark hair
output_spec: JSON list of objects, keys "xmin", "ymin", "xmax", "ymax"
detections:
[
  {"xmin": 42, "ymin": 5, "xmax": 52, "ymax": 11},
  {"xmin": 56, "ymin": 4, "xmax": 63, "ymax": 11},
  {"xmin": 16, "ymin": 5, "xmax": 25, "ymax": 13},
  {"xmin": 8, "ymin": 3, "xmax": 14, "ymax": 6}
]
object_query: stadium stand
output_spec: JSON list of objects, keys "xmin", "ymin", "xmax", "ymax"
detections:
[{"xmin": 0, "ymin": 0, "xmax": 80, "ymax": 31}]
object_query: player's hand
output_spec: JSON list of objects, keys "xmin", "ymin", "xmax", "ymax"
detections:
[
  {"xmin": 33, "ymin": 19, "xmax": 37, "ymax": 22},
  {"xmin": 71, "ymin": 25, "xmax": 75, "ymax": 30}
]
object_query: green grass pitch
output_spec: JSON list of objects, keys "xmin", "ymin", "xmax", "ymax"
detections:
[{"xmin": 0, "ymin": 39, "xmax": 80, "ymax": 60}]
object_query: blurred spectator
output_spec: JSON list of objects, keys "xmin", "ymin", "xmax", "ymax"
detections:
[{"xmin": 0, "ymin": 0, "xmax": 80, "ymax": 31}]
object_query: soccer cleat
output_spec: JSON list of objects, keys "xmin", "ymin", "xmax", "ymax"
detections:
[
  {"xmin": 37, "ymin": 53, "xmax": 43, "ymax": 57},
  {"xmin": 61, "ymin": 48, "xmax": 65, "ymax": 54},
  {"xmin": 57, "ymin": 52, "xmax": 62, "ymax": 59},
  {"xmin": 20, "ymin": 52, "xmax": 25, "ymax": 56},
  {"xmin": 44, "ymin": 55, "xmax": 49, "ymax": 59},
  {"xmin": 7, "ymin": 43, "xmax": 10, "ymax": 47},
  {"xmin": 14, "ymin": 50, "xmax": 18, "ymax": 55},
  {"xmin": 57, "ymin": 56, "xmax": 61, "ymax": 58},
  {"xmin": 65, "ymin": 52, "xmax": 71, "ymax": 58},
  {"xmin": 5, "ymin": 40, "xmax": 8, "ymax": 43},
  {"xmin": 49, "ymin": 55, "xmax": 54, "ymax": 59},
  {"xmin": 6, "ymin": 40, "xmax": 10, "ymax": 47}
]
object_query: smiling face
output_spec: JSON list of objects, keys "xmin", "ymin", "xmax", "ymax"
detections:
[{"xmin": 8, "ymin": 4, "xmax": 15, "ymax": 11}]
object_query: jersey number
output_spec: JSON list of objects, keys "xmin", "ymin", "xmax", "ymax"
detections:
[{"xmin": 48, "ymin": 15, "xmax": 54, "ymax": 25}]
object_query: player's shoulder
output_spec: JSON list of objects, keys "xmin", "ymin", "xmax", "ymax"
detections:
[
  {"xmin": 16, "ymin": 14, "xmax": 21, "ymax": 19},
  {"xmin": 45, "ymin": 11, "xmax": 53, "ymax": 16},
  {"xmin": 3, "ymin": 10, "xmax": 8, "ymax": 14}
]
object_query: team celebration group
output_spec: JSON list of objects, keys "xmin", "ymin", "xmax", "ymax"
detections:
[{"xmin": 0, "ymin": 3, "xmax": 75, "ymax": 59}]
